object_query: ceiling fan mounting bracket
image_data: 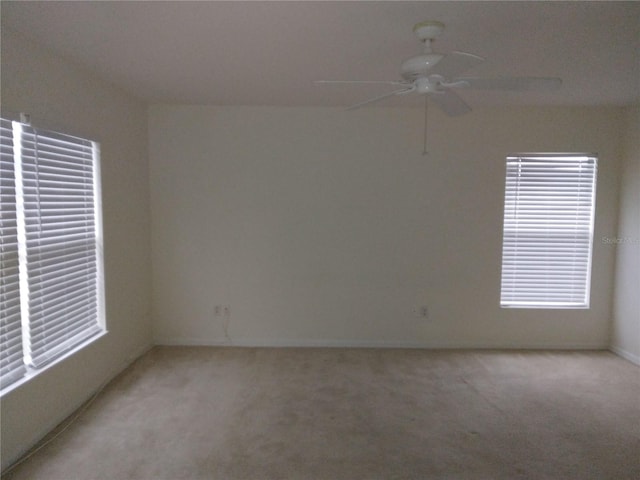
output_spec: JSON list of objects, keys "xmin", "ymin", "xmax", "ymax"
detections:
[{"xmin": 412, "ymin": 21, "xmax": 445, "ymax": 42}]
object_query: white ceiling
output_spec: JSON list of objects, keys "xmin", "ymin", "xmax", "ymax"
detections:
[{"xmin": 2, "ymin": 1, "xmax": 639, "ymax": 108}]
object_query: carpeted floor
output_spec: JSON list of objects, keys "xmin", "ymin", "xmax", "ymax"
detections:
[{"xmin": 3, "ymin": 347, "xmax": 640, "ymax": 480}]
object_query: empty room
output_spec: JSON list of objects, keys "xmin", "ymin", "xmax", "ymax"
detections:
[{"xmin": 1, "ymin": 1, "xmax": 639, "ymax": 479}]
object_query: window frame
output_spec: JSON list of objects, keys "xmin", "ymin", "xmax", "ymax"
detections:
[
  {"xmin": 0, "ymin": 118, "xmax": 106, "ymax": 395},
  {"xmin": 499, "ymin": 152, "xmax": 598, "ymax": 309}
]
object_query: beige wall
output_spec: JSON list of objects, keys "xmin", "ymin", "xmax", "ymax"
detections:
[
  {"xmin": 1, "ymin": 30, "xmax": 152, "ymax": 468},
  {"xmin": 149, "ymin": 105, "xmax": 623, "ymax": 349},
  {"xmin": 612, "ymin": 106, "xmax": 640, "ymax": 364}
]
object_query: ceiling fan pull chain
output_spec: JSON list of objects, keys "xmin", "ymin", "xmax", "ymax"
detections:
[{"xmin": 422, "ymin": 96, "xmax": 429, "ymax": 155}]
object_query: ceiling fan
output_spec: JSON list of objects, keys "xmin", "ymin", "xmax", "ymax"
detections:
[{"xmin": 315, "ymin": 20, "xmax": 562, "ymax": 117}]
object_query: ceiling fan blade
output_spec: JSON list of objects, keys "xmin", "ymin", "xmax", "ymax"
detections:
[
  {"xmin": 345, "ymin": 87, "xmax": 414, "ymax": 111},
  {"xmin": 430, "ymin": 51, "xmax": 484, "ymax": 79},
  {"xmin": 315, "ymin": 80, "xmax": 409, "ymax": 86},
  {"xmin": 456, "ymin": 77, "xmax": 562, "ymax": 91},
  {"xmin": 429, "ymin": 90, "xmax": 472, "ymax": 116}
]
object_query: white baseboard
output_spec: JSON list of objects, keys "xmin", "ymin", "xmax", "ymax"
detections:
[
  {"xmin": 153, "ymin": 337, "xmax": 607, "ymax": 351},
  {"xmin": 610, "ymin": 345, "xmax": 640, "ymax": 365}
]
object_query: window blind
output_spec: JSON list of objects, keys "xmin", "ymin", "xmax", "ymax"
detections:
[
  {"xmin": 500, "ymin": 154, "xmax": 598, "ymax": 308},
  {"xmin": 16, "ymin": 125, "xmax": 103, "ymax": 368},
  {"xmin": 0, "ymin": 119, "xmax": 26, "ymax": 388}
]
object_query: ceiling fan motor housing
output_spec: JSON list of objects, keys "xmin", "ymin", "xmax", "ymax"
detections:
[{"xmin": 400, "ymin": 54, "xmax": 444, "ymax": 80}]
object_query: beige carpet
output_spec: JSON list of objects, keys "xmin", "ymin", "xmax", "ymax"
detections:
[{"xmin": 3, "ymin": 347, "xmax": 640, "ymax": 480}]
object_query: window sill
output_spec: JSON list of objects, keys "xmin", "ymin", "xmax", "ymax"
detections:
[{"xmin": 0, "ymin": 329, "xmax": 108, "ymax": 398}]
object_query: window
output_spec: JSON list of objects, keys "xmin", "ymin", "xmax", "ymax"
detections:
[
  {"xmin": 1, "ymin": 117, "xmax": 105, "ymax": 392},
  {"xmin": 500, "ymin": 153, "xmax": 598, "ymax": 309}
]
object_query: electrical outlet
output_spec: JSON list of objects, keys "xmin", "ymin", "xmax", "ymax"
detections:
[
  {"xmin": 414, "ymin": 306, "xmax": 429, "ymax": 319},
  {"xmin": 214, "ymin": 305, "xmax": 222, "ymax": 317}
]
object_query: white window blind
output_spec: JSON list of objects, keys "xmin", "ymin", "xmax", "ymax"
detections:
[
  {"xmin": 0, "ymin": 118, "xmax": 104, "ymax": 391},
  {"xmin": 1, "ymin": 118, "xmax": 26, "ymax": 388},
  {"xmin": 500, "ymin": 154, "xmax": 598, "ymax": 308}
]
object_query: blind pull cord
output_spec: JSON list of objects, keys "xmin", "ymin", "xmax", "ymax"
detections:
[{"xmin": 422, "ymin": 97, "xmax": 428, "ymax": 156}]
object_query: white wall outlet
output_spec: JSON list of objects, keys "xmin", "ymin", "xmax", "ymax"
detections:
[{"xmin": 414, "ymin": 306, "xmax": 429, "ymax": 318}]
